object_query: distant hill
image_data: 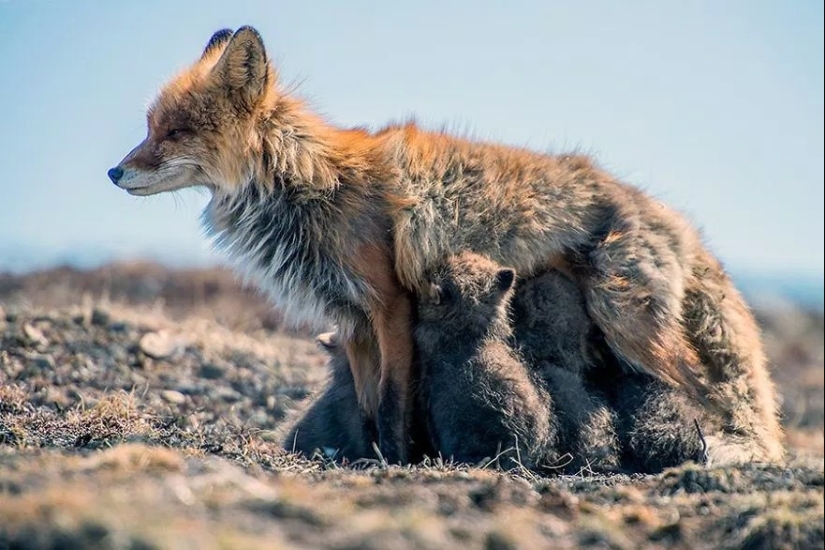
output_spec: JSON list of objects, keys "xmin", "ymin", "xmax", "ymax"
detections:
[
  {"xmin": 0, "ymin": 247, "xmax": 822, "ymax": 312},
  {"xmin": 734, "ymin": 271, "xmax": 824, "ymax": 312}
]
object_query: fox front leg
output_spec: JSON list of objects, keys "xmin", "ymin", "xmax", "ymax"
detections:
[{"xmin": 371, "ymin": 293, "xmax": 415, "ymax": 464}]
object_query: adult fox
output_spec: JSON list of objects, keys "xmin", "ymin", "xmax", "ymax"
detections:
[{"xmin": 108, "ymin": 27, "xmax": 783, "ymax": 464}]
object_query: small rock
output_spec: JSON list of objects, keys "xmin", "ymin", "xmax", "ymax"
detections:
[
  {"xmin": 175, "ymin": 384, "xmax": 204, "ymax": 396},
  {"xmin": 90, "ymin": 308, "xmax": 111, "ymax": 327},
  {"xmin": 249, "ymin": 410, "xmax": 270, "ymax": 427},
  {"xmin": 109, "ymin": 344, "xmax": 129, "ymax": 364},
  {"xmin": 31, "ymin": 354, "xmax": 55, "ymax": 371},
  {"xmin": 23, "ymin": 323, "xmax": 48, "ymax": 347},
  {"xmin": 215, "ymin": 387, "xmax": 242, "ymax": 403},
  {"xmin": 139, "ymin": 332, "xmax": 180, "ymax": 360},
  {"xmin": 485, "ymin": 531, "xmax": 518, "ymax": 550},
  {"xmin": 109, "ymin": 322, "xmax": 129, "ymax": 333},
  {"xmin": 198, "ymin": 363, "xmax": 226, "ymax": 380},
  {"xmin": 44, "ymin": 387, "xmax": 69, "ymax": 409},
  {"xmin": 161, "ymin": 390, "xmax": 187, "ymax": 405}
]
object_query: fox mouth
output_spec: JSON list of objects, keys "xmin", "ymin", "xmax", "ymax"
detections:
[
  {"xmin": 115, "ymin": 164, "xmax": 198, "ymax": 196},
  {"xmin": 125, "ymin": 187, "xmax": 157, "ymax": 196},
  {"xmin": 121, "ymin": 179, "xmax": 190, "ymax": 196}
]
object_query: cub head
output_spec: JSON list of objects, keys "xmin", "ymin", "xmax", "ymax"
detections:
[
  {"xmin": 509, "ymin": 270, "xmax": 597, "ymax": 370},
  {"xmin": 418, "ymin": 252, "xmax": 516, "ymax": 333},
  {"xmin": 108, "ymin": 26, "xmax": 277, "ymax": 196}
]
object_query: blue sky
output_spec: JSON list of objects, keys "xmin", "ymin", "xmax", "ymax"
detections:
[{"xmin": 0, "ymin": 1, "xmax": 822, "ymax": 283}]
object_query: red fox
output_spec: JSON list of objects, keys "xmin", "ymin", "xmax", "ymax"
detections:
[{"xmin": 109, "ymin": 26, "xmax": 783, "ymax": 463}]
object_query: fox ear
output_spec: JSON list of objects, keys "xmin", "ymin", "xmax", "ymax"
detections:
[
  {"xmin": 495, "ymin": 268, "xmax": 516, "ymax": 293},
  {"xmin": 201, "ymin": 28, "xmax": 233, "ymax": 59},
  {"xmin": 210, "ymin": 26, "xmax": 269, "ymax": 107}
]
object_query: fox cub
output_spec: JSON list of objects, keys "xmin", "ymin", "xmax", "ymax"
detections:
[
  {"xmin": 415, "ymin": 252, "xmax": 553, "ymax": 469},
  {"xmin": 282, "ymin": 332, "xmax": 376, "ymax": 464},
  {"xmin": 283, "ymin": 332, "xmax": 433, "ymax": 464},
  {"xmin": 511, "ymin": 273, "xmax": 621, "ymax": 472},
  {"xmin": 111, "ymin": 26, "xmax": 783, "ymax": 464}
]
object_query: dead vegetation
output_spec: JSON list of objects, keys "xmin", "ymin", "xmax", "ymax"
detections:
[{"xmin": 0, "ymin": 263, "xmax": 822, "ymax": 549}]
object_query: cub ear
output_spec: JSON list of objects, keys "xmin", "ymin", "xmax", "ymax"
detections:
[
  {"xmin": 428, "ymin": 282, "xmax": 443, "ymax": 306},
  {"xmin": 495, "ymin": 268, "xmax": 516, "ymax": 293},
  {"xmin": 201, "ymin": 28, "xmax": 233, "ymax": 59},
  {"xmin": 315, "ymin": 331, "xmax": 339, "ymax": 353},
  {"xmin": 209, "ymin": 25, "xmax": 269, "ymax": 107}
]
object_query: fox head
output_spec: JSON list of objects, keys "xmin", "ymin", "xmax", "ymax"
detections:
[{"xmin": 108, "ymin": 26, "xmax": 278, "ymax": 196}]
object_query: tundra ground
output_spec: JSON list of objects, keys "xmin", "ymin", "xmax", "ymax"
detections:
[{"xmin": 0, "ymin": 264, "xmax": 822, "ymax": 549}]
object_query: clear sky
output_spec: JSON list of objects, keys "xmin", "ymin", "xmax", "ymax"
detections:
[{"xmin": 0, "ymin": 1, "xmax": 822, "ymax": 280}]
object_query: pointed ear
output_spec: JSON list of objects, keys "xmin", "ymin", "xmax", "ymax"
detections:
[
  {"xmin": 495, "ymin": 268, "xmax": 516, "ymax": 293},
  {"xmin": 201, "ymin": 28, "xmax": 234, "ymax": 59},
  {"xmin": 210, "ymin": 26, "xmax": 269, "ymax": 107},
  {"xmin": 428, "ymin": 282, "xmax": 442, "ymax": 305}
]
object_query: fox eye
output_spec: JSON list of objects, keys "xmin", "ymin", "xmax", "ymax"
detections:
[{"xmin": 165, "ymin": 128, "xmax": 186, "ymax": 139}]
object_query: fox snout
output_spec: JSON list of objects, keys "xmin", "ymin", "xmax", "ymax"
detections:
[
  {"xmin": 108, "ymin": 138, "xmax": 200, "ymax": 196},
  {"xmin": 107, "ymin": 166, "xmax": 124, "ymax": 184}
]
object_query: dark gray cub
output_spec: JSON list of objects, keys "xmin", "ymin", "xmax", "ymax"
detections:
[
  {"xmin": 607, "ymin": 371, "xmax": 709, "ymax": 473},
  {"xmin": 416, "ymin": 252, "xmax": 553, "ymax": 470},
  {"xmin": 513, "ymin": 271, "xmax": 707, "ymax": 473},
  {"xmin": 282, "ymin": 332, "xmax": 376, "ymax": 463},
  {"xmin": 511, "ymin": 271, "xmax": 621, "ymax": 473},
  {"xmin": 283, "ymin": 333, "xmax": 433, "ymax": 464}
]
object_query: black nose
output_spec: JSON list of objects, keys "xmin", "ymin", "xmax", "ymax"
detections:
[{"xmin": 108, "ymin": 166, "xmax": 124, "ymax": 184}]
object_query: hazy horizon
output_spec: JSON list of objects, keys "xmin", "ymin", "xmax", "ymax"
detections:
[{"xmin": 1, "ymin": 2, "xmax": 822, "ymax": 291}]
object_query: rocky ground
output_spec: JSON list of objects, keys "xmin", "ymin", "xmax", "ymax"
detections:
[{"xmin": 0, "ymin": 263, "xmax": 822, "ymax": 549}]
